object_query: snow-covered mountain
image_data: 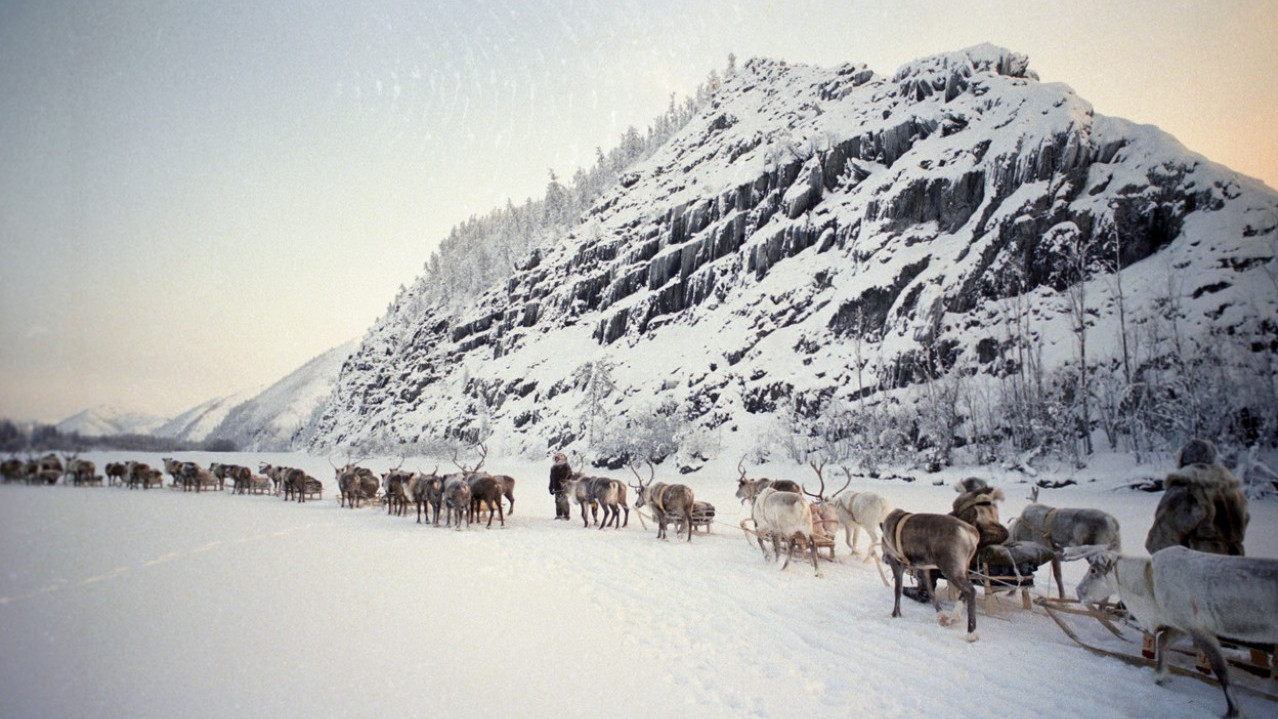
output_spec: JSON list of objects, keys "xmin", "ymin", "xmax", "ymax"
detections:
[
  {"xmin": 151, "ymin": 391, "xmax": 257, "ymax": 443},
  {"xmin": 304, "ymin": 45, "xmax": 1278, "ymax": 461},
  {"xmin": 56, "ymin": 406, "xmax": 168, "ymax": 438},
  {"xmin": 209, "ymin": 340, "xmax": 357, "ymax": 451}
]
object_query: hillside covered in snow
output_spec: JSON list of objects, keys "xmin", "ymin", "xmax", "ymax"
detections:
[
  {"xmin": 304, "ymin": 45, "xmax": 1278, "ymax": 466},
  {"xmin": 209, "ymin": 340, "xmax": 357, "ymax": 451}
]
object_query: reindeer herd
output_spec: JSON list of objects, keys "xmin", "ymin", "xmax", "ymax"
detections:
[{"xmin": 6, "ymin": 443, "xmax": 1277, "ymax": 715}]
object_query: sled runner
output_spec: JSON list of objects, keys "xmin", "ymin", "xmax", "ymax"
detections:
[{"xmin": 1038, "ymin": 597, "xmax": 1278, "ymax": 706}]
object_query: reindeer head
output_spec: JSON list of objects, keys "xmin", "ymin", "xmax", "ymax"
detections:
[
  {"xmin": 1066, "ymin": 546, "xmax": 1119, "ymax": 604},
  {"xmin": 628, "ymin": 460, "xmax": 654, "ymax": 507}
]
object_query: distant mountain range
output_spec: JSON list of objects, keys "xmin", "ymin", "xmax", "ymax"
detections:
[
  {"xmin": 56, "ymin": 407, "xmax": 170, "ymax": 438},
  {"xmin": 53, "ymin": 340, "xmax": 356, "ymax": 449}
]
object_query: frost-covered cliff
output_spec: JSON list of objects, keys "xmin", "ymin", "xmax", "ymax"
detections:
[{"xmin": 305, "ymin": 45, "xmax": 1278, "ymax": 462}]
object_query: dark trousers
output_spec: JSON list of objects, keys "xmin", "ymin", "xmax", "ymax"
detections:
[{"xmin": 554, "ymin": 491, "xmax": 570, "ymax": 519}]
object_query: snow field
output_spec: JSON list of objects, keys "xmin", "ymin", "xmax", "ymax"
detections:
[{"xmin": 1, "ymin": 450, "xmax": 1274, "ymax": 718}]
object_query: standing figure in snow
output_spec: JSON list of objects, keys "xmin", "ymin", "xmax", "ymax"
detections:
[
  {"xmin": 548, "ymin": 452, "xmax": 573, "ymax": 520},
  {"xmin": 1146, "ymin": 439, "xmax": 1249, "ymax": 556},
  {"xmin": 950, "ymin": 477, "xmax": 1009, "ymax": 548}
]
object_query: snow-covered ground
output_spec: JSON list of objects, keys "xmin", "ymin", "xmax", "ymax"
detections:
[{"xmin": 2, "ymin": 449, "xmax": 1274, "ymax": 719}]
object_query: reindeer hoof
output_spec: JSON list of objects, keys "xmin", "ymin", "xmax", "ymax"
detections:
[{"xmin": 964, "ymin": 631, "xmax": 980, "ymax": 643}]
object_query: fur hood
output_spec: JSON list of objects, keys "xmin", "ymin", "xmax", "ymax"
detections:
[
  {"xmin": 1165, "ymin": 463, "xmax": 1243, "ymax": 494},
  {"xmin": 953, "ymin": 486, "xmax": 1005, "ymax": 512}
]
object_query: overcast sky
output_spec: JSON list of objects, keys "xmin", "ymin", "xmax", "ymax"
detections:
[{"xmin": 2, "ymin": 0, "xmax": 1275, "ymax": 424}]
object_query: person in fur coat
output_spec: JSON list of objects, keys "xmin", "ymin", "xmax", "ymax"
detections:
[
  {"xmin": 1145, "ymin": 439, "xmax": 1250, "ymax": 556},
  {"xmin": 548, "ymin": 453, "xmax": 573, "ymax": 520},
  {"xmin": 950, "ymin": 477, "xmax": 1010, "ymax": 549}
]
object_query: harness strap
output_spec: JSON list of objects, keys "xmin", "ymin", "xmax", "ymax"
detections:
[
  {"xmin": 1030, "ymin": 507, "xmax": 1062, "ymax": 546},
  {"xmin": 884, "ymin": 512, "xmax": 913, "ymax": 564},
  {"xmin": 654, "ymin": 484, "xmax": 671, "ymax": 514}
]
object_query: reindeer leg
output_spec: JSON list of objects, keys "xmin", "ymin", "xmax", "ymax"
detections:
[
  {"xmin": 960, "ymin": 577, "xmax": 978, "ymax": 640},
  {"xmin": 1153, "ymin": 628, "xmax": 1179, "ymax": 686},
  {"xmin": 923, "ymin": 570, "xmax": 942, "ymax": 613},
  {"xmin": 889, "ymin": 558, "xmax": 905, "ymax": 618},
  {"xmin": 1188, "ymin": 630, "xmax": 1239, "ymax": 718},
  {"xmin": 1052, "ymin": 555, "xmax": 1065, "ymax": 599},
  {"xmin": 621, "ymin": 505, "xmax": 629, "ymax": 528}
]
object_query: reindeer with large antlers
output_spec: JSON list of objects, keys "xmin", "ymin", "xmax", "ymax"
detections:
[
  {"xmin": 739, "ymin": 466, "xmax": 822, "ymax": 577},
  {"xmin": 629, "ymin": 461, "xmax": 694, "ymax": 541},
  {"xmin": 803, "ymin": 461, "xmax": 893, "ymax": 566}
]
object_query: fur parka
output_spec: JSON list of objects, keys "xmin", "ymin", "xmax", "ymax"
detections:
[
  {"xmin": 951, "ymin": 486, "xmax": 1009, "ymax": 548},
  {"xmin": 1145, "ymin": 462, "xmax": 1249, "ymax": 556}
]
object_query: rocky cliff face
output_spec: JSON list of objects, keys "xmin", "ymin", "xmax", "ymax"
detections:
[{"xmin": 305, "ymin": 45, "xmax": 1278, "ymax": 457}]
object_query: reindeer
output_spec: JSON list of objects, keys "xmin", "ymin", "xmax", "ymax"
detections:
[
  {"xmin": 332, "ymin": 457, "xmax": 378, "ymax": 508},
  {"xmin": 743, "ymin": 483, "xmax": 823, "ymax": 576},
  {"xmin": 408, "ymin": 468, "xmax": 443, "ymax": 525},
  {"xmin": 63, "ymin": 454, "xmax": 97, "ymax": 486},
  {"xmin": 276, "ymin": 466, "xmax": 317, "ymax": 503},
  {"xmin": 104, "ymin": 461, "xmax": 127, "ymax": 487},
  {"xmin": 30, "ymin": 453, "xmax": 62, "ymax": 485},
  {"xmin": 258, "ymin": 463, "xmax": 283, "ymax": 495},
  {"xmin": 1007, "ymin": 486, "xmax": 1121, "ymax": 599},
  {"xmin": 804, "ymin": 463, "xmax": 892, "ymax": 563},
  {"xmin": 564, "ymin": 474, "xmax": 630, "ymax": 529},
  {"xmin": 467, "ymin": 474, "xmax": 507, "ymax": 528},
  {"xmin": 880, "ymin": 509, "xmax": 979, "ymax": 640},
  {"xmin": 734, "ymin": 458, "xmax": 801, "ymax": 504},
  {"xmin": 162, "ymin": 457, "xmax": 201, "ymax": 491},
  {"xmin": 491, "ymin": 474, "xmax": 516, "ymax": 516},
  {"xmin": 381, "ymin": 459, "xmax": 412, "ymax": 516},
  {"xmin": 629, "ymin": 461, "xmax": 694, "ymax": 541},
  {"xmin": 127, "ymin": 462, "xmax": 163, "ymax": 490},
  {"xmin": 451, "ymin": 444, "xmax": 501, "ymax": 526},
  {"xmin": 211, "ymin": 463, "xmax": 248, "ymax": 492},
  {"xmin": 441, "ymin": 473, "xmax": 472, "ymax": 529},
  {"xmin": 1, "ymin": 458, "xmax": 25, "ymax": 484},
  {"xmin": 1076, "ymin": 545, "xmax": 1278, "ymax": 718}
]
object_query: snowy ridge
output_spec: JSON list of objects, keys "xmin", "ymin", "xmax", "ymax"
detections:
[
  {"xmin": 306, "ymin": 46, "xmax": 1278, "ymax": 458},
  {"xmin": 210, "ymin": 340, "xmax": 357, "ymax": 451},
  {"xmin": 153, "ymin": 391, "xmax": 255, "ymax": 442},
  {"xmin": 55, "ymin": 405, "xmax": 168, "ymax": 438}
]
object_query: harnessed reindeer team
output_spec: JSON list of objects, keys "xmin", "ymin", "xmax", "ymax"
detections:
[{"xmin": 7, "ymin": 437, "xmax": 1273, "ymax": 716}]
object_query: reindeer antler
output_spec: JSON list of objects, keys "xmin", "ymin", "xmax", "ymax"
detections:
[
  {"xmin": 628, "ymin": 460, "xmax": 653, "ymax": 489},
  {"xmin": 737, "ymin": 456, "xmax": 748, "ymax": 482},
  {"xmin": 451, "ymin": 447, "xmax": 470, "ymax": 474},
  {"xmin": 832, "ymin": 466, "xmax": 853, "ymax": 497},
  {"xmin": 803, "ymin": 458, "xmax": 828, "ymax": 500}
]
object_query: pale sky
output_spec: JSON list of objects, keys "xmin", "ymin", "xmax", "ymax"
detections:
[{"xmin": 2, "ymin": 0, "xmax": 1275, "ymax": 423}]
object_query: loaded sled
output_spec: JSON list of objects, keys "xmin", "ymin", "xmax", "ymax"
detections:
[{"xmin": 1039, "ymin": 597, "xmax": 1278, "ymax": 707}]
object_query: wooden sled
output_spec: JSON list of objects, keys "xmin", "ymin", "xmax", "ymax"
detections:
[{"xmin": 1038, "ymin": 597, "xmax": 1278, "ymax": 706}]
